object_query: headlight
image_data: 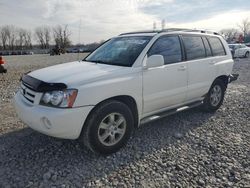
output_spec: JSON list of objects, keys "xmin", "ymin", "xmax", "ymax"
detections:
[{"xmin": 40, "ymin": 89, "xmax": 78, "ymax": 108}]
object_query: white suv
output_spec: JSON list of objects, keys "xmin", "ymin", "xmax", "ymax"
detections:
[{"xmin": 14, "ymin": 29, "xmax": 237, "ymax": 154}]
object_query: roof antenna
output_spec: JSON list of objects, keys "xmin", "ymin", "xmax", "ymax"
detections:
[
  {"xmin": 161, "ymin": 19, "xmax": 165, "ymax": 30},
  {"xmin": 78, "ymin": 18, "xmax": 82, "ymax": 62}
]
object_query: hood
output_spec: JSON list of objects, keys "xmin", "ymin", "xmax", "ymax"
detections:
[{"xmin": 28, "ymin": 61, "xmax": 125, "ymax": 86}]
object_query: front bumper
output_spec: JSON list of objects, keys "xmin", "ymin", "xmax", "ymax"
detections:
[{"xmin": 14, "ymin": 91, "xmax": 94, "ymax": 139}]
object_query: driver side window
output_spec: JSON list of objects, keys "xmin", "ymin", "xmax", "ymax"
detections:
[{"xmin": 148, "ymin": 36, "xmax": 182, "ymax": 64}]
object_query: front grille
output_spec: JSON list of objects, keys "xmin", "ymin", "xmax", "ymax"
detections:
[{"xmin": 20, "ymin": 82, "xmax": 36, "ymax": 104}]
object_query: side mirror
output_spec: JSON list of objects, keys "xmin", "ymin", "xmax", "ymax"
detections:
[{"xmin": 146, "ymin": 55, "xmax": 164, "ymax": 68}]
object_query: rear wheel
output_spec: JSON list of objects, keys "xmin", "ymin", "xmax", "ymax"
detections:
[
  {"xmin": 201, "ymin": 79, "xmax": 226, "ymax": 112},
  {"xmin": 245, "ymin": 51, "xmax": 249, "ymax": 58},
  {"xmin": 79, "ymin": 100, "xmax": 134, "ymax": 154}
]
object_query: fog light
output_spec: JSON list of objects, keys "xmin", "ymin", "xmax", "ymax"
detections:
[{"xmin": 41, "ymin": 117, "xmax": 52, "ymax": 129}]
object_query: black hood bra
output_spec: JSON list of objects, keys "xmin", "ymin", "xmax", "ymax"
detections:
[{"xmin": 21, "ymin": 74, "xmax": 67, "ymax": 92}]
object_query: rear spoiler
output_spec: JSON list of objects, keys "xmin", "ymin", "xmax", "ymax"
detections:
[{"xmin": 228, "ymin": 74, "xmax": 239, "ymax": 83}]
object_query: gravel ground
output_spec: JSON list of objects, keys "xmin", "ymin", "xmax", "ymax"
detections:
[{"xmin": 0, "ymin": 55, "xmax": 249, "ymax": 188}]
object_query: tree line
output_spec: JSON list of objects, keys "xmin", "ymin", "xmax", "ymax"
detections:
[
  {"xmin": 1, "ymin": 18, "xmax": 249, "ymax": 52},
  {"xmin": 220, "ymin": 18, "xmax": 250, "ymax": 43},
  {"xmin": 0, "ymin": 25, "xmax": 71, "ymax": 51}
]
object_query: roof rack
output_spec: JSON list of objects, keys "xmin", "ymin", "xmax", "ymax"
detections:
[
  {"xmin": 119, "ymin": 30, "xmax": 158, "ymax": 36},
  {"xmin": 159, "ymin": 28, "xmax": 220, "ymax": 35},
  {"xmin": 119, "ymin": 28, "xmax": 220, "ymax": 36}
]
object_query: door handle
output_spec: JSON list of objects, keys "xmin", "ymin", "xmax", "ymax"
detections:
[{"xmin": 178, "ymin": 65, "xmax": 187, "ymax": 71}]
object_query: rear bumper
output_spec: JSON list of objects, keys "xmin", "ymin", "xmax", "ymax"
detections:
[
  {"xmin": 14, "ymin": 91, "xmax": 94, "ymax": 139},
  {"xmin": 228, "ymin": 74, "xmax": 239, "ymax": 83}
]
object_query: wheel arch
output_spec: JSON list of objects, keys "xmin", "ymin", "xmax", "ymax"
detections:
[
  {"xmin": 245, "ymin": 51, "xmax": 249, "ymax": 57},
  {"xmin": 109, "ymin": 95, "xmax": 139, "ymax": 128},
  {"xmin": 82, "ymin": 95, "xmax": 139, "ymax": 133},
  {"xmin": 213, "ymin": 75, "xmax": 229, "ymax": 88},
  {"xmin": 204, "ymin": 75, "xmax": 228, "ymax": 97}
]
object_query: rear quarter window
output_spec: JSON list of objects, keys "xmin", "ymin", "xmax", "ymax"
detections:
[
  {"xmin": 208, "ymin": 37, "xmax": 226, "ymax": 56},
  {"xmin": 202, "ymin": 37, "xmax": 212, "ymax": 57}
]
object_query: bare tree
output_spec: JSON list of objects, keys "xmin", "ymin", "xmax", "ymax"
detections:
[
  {"xmin": 24, "ymin": 30, "xmax": 32, "ymax": 49},
  {"xmin": 0, "ymin": 25, "xmax": 33, "ymax": 50},
  {"xmin": 6, "ymin": 25, "xmax": 16, "ymax": 50},
  {"xmin": 0, "ymin": 26, "xmax": 9, "ymax": 50},
  {"xmin": 16, "ymin": 28, "xmax": 26, "ymax": 49},
  {"xmin": 34, "ymin": 27, "xmax": 45, "ymax": 49},
  {"xmin": 34, "ymin": 26, "xmax": 51, "ymax": 49},
  {"xmin": 44, "ymin": 27, "xmax": 50, "ymax": 49},
  {"xmin": 53, "ymin": 25, "xmax": 71, "ymax": 49},
  {"xmin": 18, "ymin": 29, "xmax": 32, "ymax": 49},
  {"xmin": 0, "ymin": 25, "xmax": 15, "ymax": 50},
  {"xmin": 238, "ymin": 18, "xmax": 250, "ymax": 39},
  {"xmin": 220, "ymin": 28, "xmax": 238, "ymax": 42}
]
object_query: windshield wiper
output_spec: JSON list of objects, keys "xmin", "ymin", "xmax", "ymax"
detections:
[
  {"xmin": 88, "ymin": 60, "xmax": 108, "ymax": 64},
  {"xmin": 87, "ymin": 60, "xmax": 115, "ymax": 65},
  {"xmin": 87, "ymin": 60, "xmax": 130, "ymax": 67}
]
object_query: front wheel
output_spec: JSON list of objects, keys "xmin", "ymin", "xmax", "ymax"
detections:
[
  {"xmin": 79, "ymin": 100, "xmax": 134, "ymax": 154},
  {"xmin": 201, "ymin": 79, "xmax": 226, "ymax": 112}
]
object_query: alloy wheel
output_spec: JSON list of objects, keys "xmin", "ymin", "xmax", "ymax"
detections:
[{"xmin": 98, "ymin": 113, "xmax": 127, "ymax": 146}]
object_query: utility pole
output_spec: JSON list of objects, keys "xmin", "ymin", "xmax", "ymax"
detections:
[
  {"xmin": 78, "ymin": 19, "xmax": 82, "ymax": 62},
  {"xmin": 161, "ymin": 19, "xmax": 166, "ymax": 30},
  {"xmin": 153, "ymin": 21, "xmax": 157, "ymax": 31}
]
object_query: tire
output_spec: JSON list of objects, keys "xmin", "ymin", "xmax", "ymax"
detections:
[
  {"xmin": 245, "ymin": 51, "xmax": 249, "ymax": 58},
  {"xmin": 201, "ymin": 79, "xmax": 226, "ymax": 112},
  {"xmin": 79, "ymin": 100, "xmax": 134, "ymax": 154}
]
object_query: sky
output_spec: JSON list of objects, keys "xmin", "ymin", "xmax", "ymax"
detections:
[{"xmin": 0, "ymin": 0, "xmax": 250, "ymax": 44}]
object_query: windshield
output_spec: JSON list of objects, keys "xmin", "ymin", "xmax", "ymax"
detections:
[
  {"xmin": 84, "ymin": 36, "xmax": 152, "ymax": 67},
  {"xmin": 229, "ymin": 45, "xmax": 236, "ymax": 50}
]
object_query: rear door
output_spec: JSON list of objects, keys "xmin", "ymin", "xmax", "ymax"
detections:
[{"xmin": 182, "ymin": 35, "xmax": 215, "ymax": 101}]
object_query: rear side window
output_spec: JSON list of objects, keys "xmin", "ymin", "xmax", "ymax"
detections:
[
  {"xmin": 148, "ymin": 36, "xmax": 182, "ymax": 64},
  {"xmin": 208, "ymin": 37, "xmax": 226, "ymax": 56},
  {"xmin": 182, "ymin": 36, "xmax": 206, "ymax": 60},
  {"xmin": 202, "ymin": 37, "xmax": 212, "ymax": 57}
]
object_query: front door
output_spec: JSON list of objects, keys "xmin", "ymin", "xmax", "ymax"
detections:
[{"xmin": 143, "ymin": 35, "xmax": 188, "ymax": 115}]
